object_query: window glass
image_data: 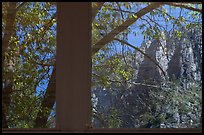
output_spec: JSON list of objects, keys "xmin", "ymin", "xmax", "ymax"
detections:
[
  {"xmin": 91, "ymin": 2, "xmax": 202, "ymax": 128},
  {"xmin": 2, "ymin": 2, "xmax": 57, "ymax": 128}
]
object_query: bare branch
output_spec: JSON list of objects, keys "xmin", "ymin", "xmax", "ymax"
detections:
[
  {"xmin": 128, "ymin": 81, "xmax": 161, "ymax": 89},
  {"xmin": 146, "ymin": 15, "xmax": 166, "ymax": 30},
  {"xmin": 155, "ymin": 8, "xmax": 177, "ymax": 20},
  {"xmin": 93, "ymin": 73, "xmax": 161, "ymax": 89},
  {"xmin": 110, "ymin": 8, "xmax": 136, "ymax": 14}
]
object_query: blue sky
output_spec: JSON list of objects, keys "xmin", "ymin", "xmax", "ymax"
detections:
[{"xmin": 111, "ymin": 4, "xmax": 201, "ymax": 54}]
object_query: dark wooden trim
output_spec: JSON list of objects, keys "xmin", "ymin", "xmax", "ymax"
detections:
[
  {"xmin": 2, "ymin": 128, "xmax": 202, "ymax": 133},
  {"xmin": 2, "ymin": 128, "xmax": 60, "ymax": 133},
  {"xmin": 88, "ymin": 128, "xmax": 202, "ymax": 133},
  {"xmin": 56, "ymin": 2, "xmax": 92, "ymax": 132}
]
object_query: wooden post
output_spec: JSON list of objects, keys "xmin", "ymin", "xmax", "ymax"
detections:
[{"xmin": 56, "ymin": 2, "xmax": 91, "ymax": 132}]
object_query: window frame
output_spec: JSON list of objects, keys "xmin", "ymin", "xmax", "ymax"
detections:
[{"xmin": 2, "ymin": 2, "xmax": 202, "ymax": 133}]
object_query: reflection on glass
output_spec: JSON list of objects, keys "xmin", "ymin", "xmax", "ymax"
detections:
[
  {"xmin": 91, "ymin": 2, "xmax": 202, "ymax": 128},
  {"xmin": 2, "ymin": 2, "xmax": 56, "ymax": 128}
]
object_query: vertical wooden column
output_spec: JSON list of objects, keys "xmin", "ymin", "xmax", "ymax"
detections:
[{"xmin": 56, "ymin": 3, "xmax": 91, "ymax": 132}]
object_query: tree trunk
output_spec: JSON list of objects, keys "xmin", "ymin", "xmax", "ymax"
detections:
[{"xmin": 2, "ymin": 2, "xmax": 17, "ymax": 128}]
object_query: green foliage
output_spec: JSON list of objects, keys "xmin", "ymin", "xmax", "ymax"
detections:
[
  {"xmin": 144, "ymin": 79, "xmax": 202, "ymax": 128},
  {"xmin": 3, "ymin": 2, "xmax": 56, "ymax": 128},
  {"xmin": 92, "ymin": 51, "xmax": 135, "ymax": 90},
  {"xmin": 107, "ymin": 108, "xmax": 121, "ymax": 128}
]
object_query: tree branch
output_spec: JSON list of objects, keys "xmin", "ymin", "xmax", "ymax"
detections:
[
  {"xmin": 2, "ymin": 2, "xmax": 17, "ymax": 128},
  {"xmin": 164, "ymin": 2, "xmax": 202, "ymax": 13},
  {"xmin": 16, "ymin": 2, "xmax": 26, "ymax": 12},
  {"xmin": 93, "ymin": 73, "xmax": 160, "ymax": 89},
  {"xmin": 92, "ymin": 3, "xmax": 163, "ymax": 56},
  {"xmin": 34, "ymin": 64, "xmax": 56, "ymax": 128},
  {"xmin": 21, "ymin": 11, "xmax": 57, "ymax": 128},
  {"xmin": 2, "ymin": 2, "xmax": 17, "ymax": 62},
  {"xmin": 110, "ymin": 8, "xmax": 136, "ymax": 14},
  {"xmin": 184, "ymin": 2, "xmax": 202, "ymax": 4},
  {"xmin": 113, "ymin": 38, "xmax": 166, "ymax": 77},
  {"xmin": 92, "ymin": 2, "xmax": 105, "ymax": 22},
  {"xmin": 128, "ymin": 81, "xmax": 161, "ymax": 89},
  {"xmin": 146, "ymin": 15, "xmax": 166, "ymax": 30}
]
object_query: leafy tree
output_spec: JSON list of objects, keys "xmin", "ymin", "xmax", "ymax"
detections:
[
  {"xmin": 2, "ymin": 2, "xmax": 202, "ymax": 128},
  {"xmin": 140, "ymin": 79, "xmax": 202, "ymax": 128},
  {"xmin": 2, "ymin": 2, "xmax": 56, "ymax": 128}
]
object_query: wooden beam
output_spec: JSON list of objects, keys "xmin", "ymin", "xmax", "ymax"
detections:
[{"xmin": 56, "ymin": 2, "xmax": 92, "ymax": 132}]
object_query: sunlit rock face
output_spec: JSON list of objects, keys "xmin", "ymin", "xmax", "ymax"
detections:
[
  {"xmin": 136, "ymin": 27, "xmax": 202, "ymax": 87},
  {"xmin": 167, "ymin": 27, "xmax": 202, "ymax": 84},
  {"xmin": 92, "ymin": 27, "xmax": 202, "ymax": 128},
  {"xmin": 136, "ymin": 39, "xmax": 168, "ymax": 85}
]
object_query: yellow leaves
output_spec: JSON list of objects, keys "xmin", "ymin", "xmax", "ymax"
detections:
[
  {"xmin": 166, "ymin": 17, "xmax": 170, "ymax": 21},
  {"xmin": 132, "ymin": 14, "xmax": 138, "ymax": 19},
  {"xmin": 117, "ymin": 69, "xmax": 130, "ymax": 81},
  {"xmin": 95, "ymin": 23, "xmax": 99, "ymax": 27},
  {"xmin": 27, "ymin": 33, "xmax": 31, "ymax": 38},
  {"xmin": 52, "ymin": 18, "xmax": 56, "ymax": 23},
  {"xmin": 176, "ymin": 30, "xmax": 182, "ymax": 38},
  {"xmin": 179, "ymin": 16, "xmax": 185, "ymax": 22},
  {"xmin": 129, "ymin": 14, "xmax": 138, "ymax": 19}
]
